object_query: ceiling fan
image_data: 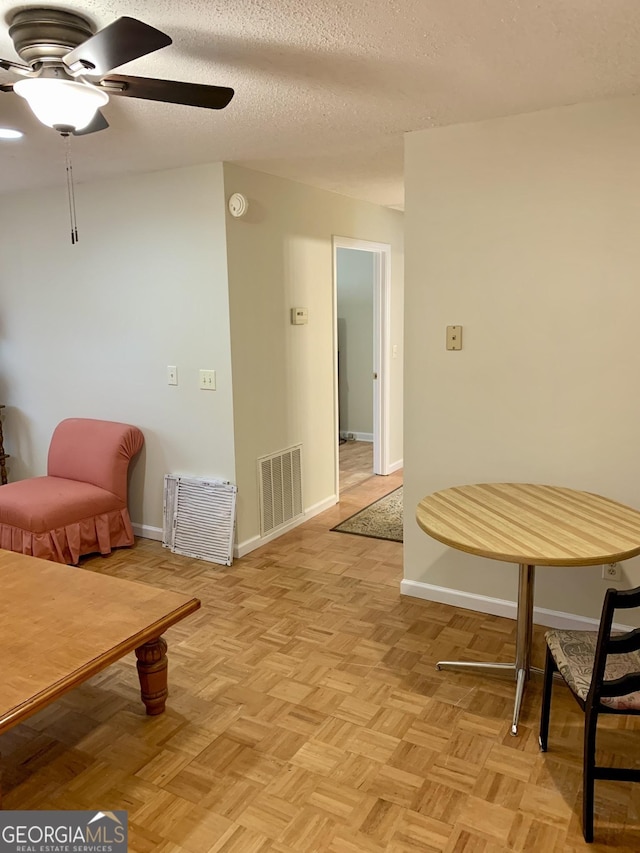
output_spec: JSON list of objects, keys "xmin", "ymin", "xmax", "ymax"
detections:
[{"xmin": 0, "ymin": 7, "xmax": 235, "ymax": 135}]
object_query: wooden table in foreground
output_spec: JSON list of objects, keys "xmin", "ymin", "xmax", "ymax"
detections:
[
  {"xmin": 0, "ymin": 548, "xmax": 200, "ymax": 798},
  {"xmin": 416, "ymin": 483, "xmax": 640, "ymax": 735}
]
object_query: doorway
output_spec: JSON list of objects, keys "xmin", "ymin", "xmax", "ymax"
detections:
[{"xmin": 332, "ymin": 236, "xmax": 391, "ymax": 496}]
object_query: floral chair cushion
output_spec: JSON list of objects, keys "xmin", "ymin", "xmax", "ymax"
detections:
[{"xmin": 545, "ymin": 630, "xmax": 640, "ymax": 711}]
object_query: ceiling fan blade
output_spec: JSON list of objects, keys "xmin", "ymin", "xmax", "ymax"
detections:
[
  {"xmin": 0, "ymin": 57, "xmax": 31, "ymax": 75},
  {"xmin": 72, "ymin": 109, "xmax": 109, "ymax": 136},
  {"xmin": 63, "ymin": 17, "xmax": 171, "ymax": 77},
  {"xmin": 0, "ymin": 82, "xmax": 14, "ymax": 92},
  {"xmin": 99, "ymin": 75, "xmax": 234, "ymax": 109}
]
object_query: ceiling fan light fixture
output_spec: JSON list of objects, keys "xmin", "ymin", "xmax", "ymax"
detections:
[{"xmin": 13, "ymin": 77, "xmax": 109, "ymax": 131}]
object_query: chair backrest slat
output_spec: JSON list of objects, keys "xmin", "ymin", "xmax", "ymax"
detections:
[
  {"xmin": 608, "ymin": 627, "xmax": 640, "ymax": 655},
  {"xmin": 611, "ymin": 586, "xmax": 640, "ymax": 609},
  {"xmin": 601, "ymin": 672, "xmax": 640, "ymax": 698}
]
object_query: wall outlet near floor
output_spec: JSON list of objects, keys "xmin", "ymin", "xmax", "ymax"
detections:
[{"xmin": 602, "ymin": 562, "xmax": 622, "ymax": 581}]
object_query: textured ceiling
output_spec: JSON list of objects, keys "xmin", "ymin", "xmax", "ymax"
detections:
[{"xmin": 1, "ymin": 1, "xmax": 640, "ymax": 207}]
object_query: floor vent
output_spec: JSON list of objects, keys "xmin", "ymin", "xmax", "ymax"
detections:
[
  {"xmin": 258, "ymin": 445, "xmax": 303, "ymax": 536},
  {"xmin": 163, "ymin": 475, "xmax": 237, "ymax": 566}
]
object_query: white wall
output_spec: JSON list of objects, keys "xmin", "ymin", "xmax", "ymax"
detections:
[
  {"xmin": 337, "ymin": 248, "xmax": 374, "ymax": 437},
  {"xmin": 404, "ymin": 94, "xmax": 640, "ymax": 625},
  {"xmin": 223, "ymin": 164, "xmax": 404, "ymax": 550},
  {"xmin": 0, "ymin": 163, "xmax": 236, "ymax": 534}
]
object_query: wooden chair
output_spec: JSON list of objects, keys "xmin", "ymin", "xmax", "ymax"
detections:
[{"xmin": 539, "ymin": 586, "xmax": 640, "ymax": 842}]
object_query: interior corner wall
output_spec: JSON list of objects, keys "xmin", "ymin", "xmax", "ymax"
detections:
[
  {"xmin": 0, "ymin": 162, "xmax": 236, "ymax": 534},
  {"xmin": 223, "ymin": 163, "xmax": 404, "ymax": 549},
  {"xmin": 403, "ymin": 94, "xmax": 640, "ymax": 625}
]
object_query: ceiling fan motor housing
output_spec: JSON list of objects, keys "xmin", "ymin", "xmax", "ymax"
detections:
[{"xmin": 9, "ymin": 8, "xmax": 95, "ymax": 65}]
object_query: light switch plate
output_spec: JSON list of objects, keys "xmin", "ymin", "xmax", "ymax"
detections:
[
  {"xmin": 199, "ymin": 369, "xmax": 216, "ymax": 390},
  {"xmin": 167, "ymin": 365, "xmax": 178, "ymax": 385}
]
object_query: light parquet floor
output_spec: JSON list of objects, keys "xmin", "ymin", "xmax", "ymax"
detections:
[
  {"xmin": 339, "ymin": 441, "xmax": 374, "ymax": 494},
  {"xmin": 2, "ymin": 470, "xmax": 640, "ymax": 851}
]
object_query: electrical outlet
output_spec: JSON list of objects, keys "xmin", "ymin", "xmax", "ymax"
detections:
[{"xmin": 602, "ymin": 562, "xmax": 622, "ymax": 581}]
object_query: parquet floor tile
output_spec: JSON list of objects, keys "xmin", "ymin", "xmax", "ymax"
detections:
[
  {"xmin": 2, "ymin": 467, "xmax": 640, "ymax": 850},
  {"xmin": 339, "ymin": 441, "xmax": 374, "ymax": 494}
]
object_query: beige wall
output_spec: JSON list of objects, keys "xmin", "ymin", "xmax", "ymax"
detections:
[
  {"xmin": 404, "ymin": 94, "xmax": 640, "ymax": 624},
  {"xmin": 223, "ymin": 164, "xmax": 404, "ymax": 549},
  {"xmin": 337, "ymin": 248, "xmax": 374, "ymax": 437},
  {"xmin": 0, "ymin": 163, "xmax": 236, "ymax": 534},
  {"xmin": 0, "ymin": 158, "xmax": 403, "ymax": 555}
]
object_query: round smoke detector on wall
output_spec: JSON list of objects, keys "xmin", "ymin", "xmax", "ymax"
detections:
[{"xmin": 228, "ymin": 192, "xmax": 248, "ymax": 217}]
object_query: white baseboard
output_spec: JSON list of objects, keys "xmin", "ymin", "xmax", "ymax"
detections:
[
  {"xmin": 388, "ymin": 458, "xmax": 403, "ymax": 474},
  {"xmin": 133, "ymin": 495, "xmax": 339, "ymax": 559},
  {"xmin": 132, "ymin": 523, "xmax": 163, "ymax": 542},
  {"xmin": 235, "ymin": 494, "xmax": 338, "ymax": 558},
  {"xmin": 400, "ymin": 579, "xmax": 632, "ymax": 632},
  {"xmin": 340, "ymin": 432, "xmax": 373, "ymax": 442}
]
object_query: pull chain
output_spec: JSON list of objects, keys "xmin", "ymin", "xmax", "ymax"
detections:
[{"xmin": 64, "ymin": 133, "xmax": 79, "ymax": 245}]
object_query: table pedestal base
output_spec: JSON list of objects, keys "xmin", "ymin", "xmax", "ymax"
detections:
[{"xmin": 435, "ymin": 563, "xmax": 536, "ymax": 736}]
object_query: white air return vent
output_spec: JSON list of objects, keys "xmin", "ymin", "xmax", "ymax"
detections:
[
  {"xmin": 258, "ymin": 445, "xmax": 303, "ymax": 536},
  {"xmin": 163, "ymin": 475, "xmax": 237, "ymax": 566}
]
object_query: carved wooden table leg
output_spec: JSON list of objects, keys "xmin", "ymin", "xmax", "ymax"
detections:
[{"xmin": 135, "ymin": 637, "xmax": 168, "ymax": 715}]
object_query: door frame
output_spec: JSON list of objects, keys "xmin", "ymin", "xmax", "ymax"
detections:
[{"xmin": 332, "ymin": 236, "xmax": 392, "ymax": 494}]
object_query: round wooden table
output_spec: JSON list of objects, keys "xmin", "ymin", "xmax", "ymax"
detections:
[{"xmin": 416, "ymin": 483, "xmax": 640, "ymax": 735}]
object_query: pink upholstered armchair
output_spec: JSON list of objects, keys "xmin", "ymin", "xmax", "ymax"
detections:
[{"xmin": 0, "ymin": 418, "xmax": 144, "ymax": 564}]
